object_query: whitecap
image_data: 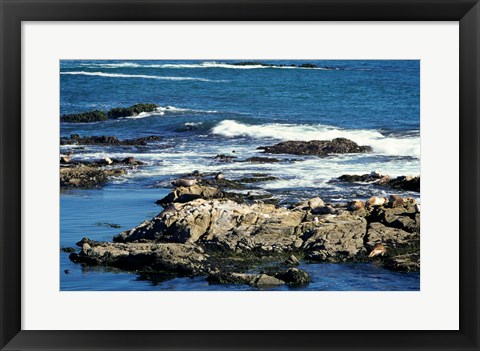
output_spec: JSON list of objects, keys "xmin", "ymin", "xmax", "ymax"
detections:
[
  {"xmin": 60, "ymin": 71, "xmax": 227, "ymax": 82},
  {"xmin": 211, "ymin": 120, "xmax": 420, "ymax": 158}
]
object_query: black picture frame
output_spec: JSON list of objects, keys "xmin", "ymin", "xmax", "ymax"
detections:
[{"xmin": 1, "ymin": 1, "xmax": 479, "ymax": 350}]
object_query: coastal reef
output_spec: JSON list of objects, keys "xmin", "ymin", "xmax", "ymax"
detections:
[
  {"xmin": 69, "ymin": 182, "xmax": 420, "ymax": 288},
  {"xmin": 60, "ymin": 134, "xmax": 161, "ymax": 146},
  {"xmin": 60, "ymin": 157, "xmax": 144, "ymax": 187},
  {"xmin": 258, "ymin": 138, "xmax": 372, "ymax": 157},
  {"xmin": 232, "ymin": 62, "xmax": 338, "ymax": 70},
  {"xmin": 61, "ymin": 103, "xmax": 159, "ymax": 123},
  {"xmin": 335, "ymin": 172, "xmax": 420, "ymax": 192}
]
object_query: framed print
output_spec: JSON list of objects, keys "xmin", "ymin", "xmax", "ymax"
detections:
[{"xmin": 1, "ymin": 0, "xmax": 479, "ymax": 350}]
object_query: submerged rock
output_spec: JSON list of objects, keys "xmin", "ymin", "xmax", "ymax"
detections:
[
  {"xmin": 275, "ymin": 268, "xmax": 310, "ymax": 286},
  {"xmin": 382, "ymin": 252, "xmax": 420, "ymax": 272},
  {"xmin": 213, "ymin": 154, "xmax": 237, "ymax": 162},
  {"xmin": 242, "ymin": 157, "xmax": 281, "ymax": 163},
  {"xmin": 61, "ymin": 110, "xmax": 107, "ymax": 123},
  {"xmin": 60, "ymin": 134, "xmax": 161, "ymax": 146},
  {"xmin": 335, "ymin": 173, "xmax": 420, "ymax": 192},
  {"xmin": 60, "ymin": 165, "xmax": 126, "ymax": 187},
  {"xmin": 70, "ymin": 239, "xmax": 208, "ymax": 275},
  {"xmin": 60, "ymin": 156, "xmax": 145, "ymax": 188},
  {"xmin": 258, "ymin": 138, "xmax": 372, "ymax": 157}
]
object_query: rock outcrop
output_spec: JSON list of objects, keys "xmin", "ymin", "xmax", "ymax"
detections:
[
  {"xmin": 70, "ymin": 184, "xmax": 421, "ymax": 286},
  {"xmin": 60, "ymin": 134, "xmax": 161, "ymax": 146},
  {"xmin": 60, "ymin": 157, "xmax": 144, "ymax": 187},
  {"xmin": 258, "ymin": 138, "xmax": 372, "ymax": 157},
  {"xmin": 61, "ymin": 103, "xmax": 159, "ymax": 123},
  {"xmin": 60, "ymin": 165, "xmax": 126, "ymax": 187},
  {"xmin": 336, "ymin": 173, "xmax": 420, "ymax": 192}
]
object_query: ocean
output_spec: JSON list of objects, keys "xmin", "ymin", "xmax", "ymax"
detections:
[{"xmin": 60, "ymin": 60, "xmax": 420, "ymax": 291}]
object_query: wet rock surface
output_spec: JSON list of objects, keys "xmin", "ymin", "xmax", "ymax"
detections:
[
  {"xmin": 335, "ymin": 173, "xmax": 420, "ymax": 192},
  {"xmin": 61, "ymin": 103, "xmax": 159, "ymax": 123},
  {"xmin": 60, "ymin": 157, "xmax": 144, "ymax": 188},
  {"xmin": 70, "ymin": 181, "xmax": 420, "ymax": 286},
  {"xmin": 258, "ymin": 138, "xmax": 372, "ymax": 157},
  {"xmin": 60, "ymin": 165, "xmax": 126, "ymax": 188},
  {"xmin": 60, "ymin": 134, "xmax": 161, "ymax": 146}
]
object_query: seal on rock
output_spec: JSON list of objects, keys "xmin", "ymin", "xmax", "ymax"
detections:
[
  {"xmin": 159, "ymin": 204, "xmax": 177, "ymax": 219},
  {"xmin": 366, "ymin": 196, "xmax": 388, "ymax": 207},
  {"xmin": 347, "ymin": 200, "xmax": 364, "ymax": 211},
  {"xmin": 368, "ymin": 244, "xmax": 387, "ymax": 258},
  {"xmin": 172, "ymin": 178, "xmax": 197, "ymax": 187},
  {"xmin": 308, "ymin": 197, "xmax": 325, "ymax": 209},
  {"xmin": 389, "ymin": 195, "xmax": 404, "ymax": 208}
]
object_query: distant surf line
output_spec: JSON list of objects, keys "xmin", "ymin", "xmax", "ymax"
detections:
[{"xmin": 60, "ymin": 71, "xmax": 228, "ymax": 82}]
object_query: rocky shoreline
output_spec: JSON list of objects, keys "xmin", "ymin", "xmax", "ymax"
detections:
[
  {"xmin": 334, "ymin": 172, "xmax": 420, "ymax": 192},
  {"xmin": 69, "ymin": 178, "xmax": 420, "ymax": 288},
  {"xmin": 61, "ymin": 103, "xmax": 159, "ymax": 123},
  {"xmin": 62, "ymin": 134, "xmax": 420, "ymax": 288},
  {"xmin": 60, "ymin": 155, "xmax": 144, "ymax": 188}
]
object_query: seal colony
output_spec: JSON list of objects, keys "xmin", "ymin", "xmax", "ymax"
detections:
[
  {"xmin": 68, "ymin": 176, "xmax": 420, "ymax": 288},
  {"xmin": 61, "ymin": 134, "xmax": 420, "ymax": 288}
]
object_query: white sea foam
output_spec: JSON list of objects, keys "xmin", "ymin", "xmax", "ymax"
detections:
[
  {"xmin": 60, "ymin": 71, "xmax": 226, "ymax": 82},
  {"xmin": 77, "ymin": 61, "xmax": 336, "ymax": 70},
  {"xmin": 211, "ymin": 120, "xmax": 420, "ymax": 158},
  {"xmin": 124, "ymin": 106, "xmax": 219, "ymax": 119},
  {"xmin": 79, "ymin": 62, "xmax": 142, "ymax": 68}
]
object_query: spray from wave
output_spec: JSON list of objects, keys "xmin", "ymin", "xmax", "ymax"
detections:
[
  {"xmin": 60, "ymin": 71, "xmax": 226, "ymax": 82},
  {"xmin": 211, "ymin": 120, "xmax": 420, "ymax": 158}
]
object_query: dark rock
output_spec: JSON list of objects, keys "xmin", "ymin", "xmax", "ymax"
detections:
[
  {"xmin": 71, "ymin": 191, "xmax": 421, "ymax": 281},
  {"xmin": 107, "ymin": 103, "xmax": 158, "ymax": 119},
  {"xmin": 275, "ymin": 268, "xmax": 310, "ymax": 286},
  {"xmin": 299, "ymin": 63, "xmax": 318, "ymax": 69},
  {"xmin": 95, "ymin": 222, "xmax": 122, "ymax": 229},
  {"xmin": 382, "ymin": 252, "xmax": 420, "ymax": 272},
  {"xmin": 70, "ymin": 239, "xmax": 208, "ymax": 275},
  {"xmin": 60, "ymin": 134, "xmax": 161, "ymax": 146},
  {"xmin": 285, "ymin": 254, "xmax": 300, "ymax": 265},
  {"xmin": 213, "ymin": 154, "xmax": 237, "ymax": 162},
  {"xmin": 61, "ymin": 247, "xmax": 76, "ymax": 253},
  {"xmin": 303, "ymin": 214, "xmax": 368, "ymax": 261},
  {"xmin": 122, "ymin": 157, "xmax": 140, "ymax": 165},
  {"xmin": 243, "ymin": 157, "xmax": 281, "ymax": 163},
  {"xmin": 237, "ymin": 176, "xmax": 279, "ymax": 183},
  {"xmin": 231, "ymin": 62, "xmax": 328, "ymax": 70},
  {"xmin": 335, "ymin": 173, "xmax": 420, "ymax": 193},
  {"xmin": 311, "ymin": 206, "xmax": 337, "ymax": 215},
  {"xmin": 251, "ymin": 274, "xmax": 285, "ymax": 287},
  {"xmin": 337, "ymin": 173, "xmax": 382, "ymax": 183},
  {"xmin": 258, "ymin": 138, "xmax": 372, "ymax": 157},
  {"xmin": 233, "ymin": 61, "xmax": 275, "ymax": 67},
  {"xmin": 61, "ymin": 110, "xmax": 107, "ymax": 123},
  {"xmin": 60, "ymin": 165, "xmax": 126, "ymax": 188},
  {"xmin": 388, "ymin": 176, "xmax": 420, "ymax": 192}
]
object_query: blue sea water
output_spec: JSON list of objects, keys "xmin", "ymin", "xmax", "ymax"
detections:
[{"xmin": 60, "ymin": 60, "xmax": 420, "ymax": 291}]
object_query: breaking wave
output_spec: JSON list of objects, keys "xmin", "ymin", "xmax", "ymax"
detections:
[
  {"xmin": 125, "ymin": 106, "xmax": 220, "ymax": 119},
  {"xmin": 60, "ymin": 71, "xmax": 226, "ymax": 82},
  {"xmin": 74, "ymin": 61, "xmax": 338, "ymax": 70},
  {"xmin": 211, "ymin": 120, "xmax": 420, "ymax": 158}
]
